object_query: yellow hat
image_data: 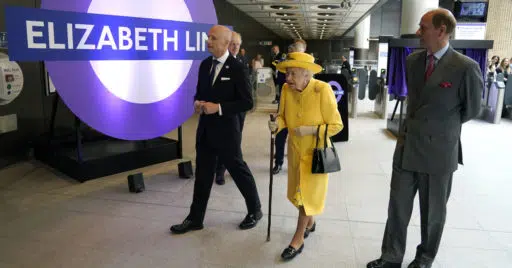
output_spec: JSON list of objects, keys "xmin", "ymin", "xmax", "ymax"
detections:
[{"xmin": 276, "ymin": 52, "xmax": 322, "ymax": 74}]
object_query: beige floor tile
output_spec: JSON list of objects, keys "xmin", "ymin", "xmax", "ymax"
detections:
[{"xmin": 1, "ymin": 109, "xmax": 511, "ymax": 267}]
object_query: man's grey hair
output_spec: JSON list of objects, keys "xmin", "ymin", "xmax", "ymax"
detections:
[
  {"xmin": 294, "ymin": 42, "xmax": 306, "ymax": 53},
  {"xmin": 288, "ymin": 40, "xmax": 307, "ymax": 53},
  {"xmin": 231, "ymin": 31, "xmax": 242, "ymax": 44}
]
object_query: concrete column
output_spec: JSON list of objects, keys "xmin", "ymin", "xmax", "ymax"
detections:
[
  {"xmin": 353, "ymin": 15, "xmax": 371, "ymax": 61},
  {"xmin": 400, "ymin": 0, "xmax": 439, "ymax": 37}
]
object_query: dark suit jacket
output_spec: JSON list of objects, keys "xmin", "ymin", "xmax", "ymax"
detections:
[
  {"xmin": 393, "ymin": 47, "xmax": 483, "ymax": 175},
  {"xmin": 271, "ymin": 52, "xmax": 286, "ymax": 83},
  {"xmin": 234, "ymin": 54, "xmax": 251, "ymax": 127},
  {"xmin": 235, "ymin": 54, "xmax": 250, "ymax": 78},
  {"xmin": 237, "ymin": 55, "xmax": 249, "ymax": 71},
  {"xmin": 341, "ymin": 61, "xmax": 351, "ymax": 75},
  {"xmin": 194, "ymin": 55, "xmax": 253, "ymax": 151}
]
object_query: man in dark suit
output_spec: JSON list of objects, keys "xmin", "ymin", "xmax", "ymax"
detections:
[
  {"xmin": 239, "ymin": 48, "xmax": 249, "ymax": 71},
  {"xmin": 271, "ymin": 45, "xmax": 286, "ymax": 104},
  {"xmin": 170, "ymin": 25, "xmax": 262, "ymax": 234},
  {"xmin": 341, "ymin": 55, "xmax": 352, "ymax": 76},
  {"xmin": 367, "ymin": 8, "xmax": 483, "ymax": 268},
  {"xmin": 215, "ymin": 31, "xmax": 250, "ymax": 185}
]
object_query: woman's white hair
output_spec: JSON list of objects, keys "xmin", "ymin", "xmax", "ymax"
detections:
[{"xmin": 302, "ymin": 68, "xmax": 313, "ymax": 80}]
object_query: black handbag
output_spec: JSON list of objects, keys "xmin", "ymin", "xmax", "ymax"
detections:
[{"xmin": 312, "ymin": 124, "xmax": 341, "ymax": 174}]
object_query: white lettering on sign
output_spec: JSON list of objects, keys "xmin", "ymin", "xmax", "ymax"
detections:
[
  {"xmin": 26, "ymin": 20, "xmax": 46, "ymax": 49},
  {"xmin": 76, "ymin": 23, "xmax": 95, "ymax": 49},
  {"xmin": 97, "ymin": 26, "xmax": 117, "ymax": 50},
  {"xmin": 23, "ymin": 20, "xmax": 211, "ymax": 52}
]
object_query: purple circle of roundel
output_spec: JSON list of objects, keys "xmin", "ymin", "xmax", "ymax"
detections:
[
  {"xmin": 41, "ymin": 0, "xmax": 218, "ymax": 140},
  {"xmin": 328, "ymin": 81, "xmax": 344, "ymax": 103}
]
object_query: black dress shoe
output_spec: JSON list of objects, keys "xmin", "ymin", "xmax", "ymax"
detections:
[
  {"xmin": 304, "ymin": 222, "xmax": 316, "ymax": 238},
  {"xmin": 170, "ymin": 219, "xmax": 204, "ymax": 234},
  {"xmin": 239, "ymin": 210, "xmax": 263, "ymax": 229},
  {"xmin": 281, "ymin": 244, "xmax": 304, "ymax": 260},
  {"xmin": 215, "ymin": 174, "xmax": 225, "ymax": 185},
  {"xmin": 272, "ymin": 165, "xmax": 282, "ymax": 175},
  {"xmin": 408, "ymin": 259, "xmax": 431, "ymax": 268},
  {"xmin": 367, "ymin": 258, "xmax": 402, "ymax": 268}
]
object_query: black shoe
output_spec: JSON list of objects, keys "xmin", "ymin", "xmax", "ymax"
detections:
[
  {"xmin": 272, "ymin": 100, "xmax": 279, "ymax": 104},
  {"xmin": 239, "ymin": 210, "xmax": 263, "ymax": 230},
  {"xmin": 272, "ymin": 165, "xmax": 282, "ymax": 175},
  {"xmin": 408, "ymin": 260, "xmax": 431, "ymax": 268},
  {"xmin": 367, "ymin": 259, "xmax": 402, "ymax": 268},
  {"xmin": 304, "ymin": 222, "xmax": 316, "ymax": 238},
  {"xmin": 281, "ymin": 244, "xmax": 304, "ymax": 260},
  {"xmin": 215, "ymin": 174, "xmax": 225, "ymax": 185},
  {"xmin": 170, "ymin": 219, "xmax": 204, "ymax": 234}
]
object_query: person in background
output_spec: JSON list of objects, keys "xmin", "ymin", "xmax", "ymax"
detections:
[
  {"xmin": 170, "ymin": 25, "xmax": 262, "ymax": 235},
  {"xmin": 215, "ymin": 31, "xmax": 250, "ymax": 185},
  {"xmin": 251, "ymin": 54, "xmax": 264, "ymax": 92},
  {"xmin": 489, "ymin": 55, "xmax": 500, "ymax": 71},
  {"xmin": 268, "ymin": 52, "xmax": 343, "ymax": 260},
  {"xmin": 487, "ymin": 55, "xmax": 500, "ymax": 82},
  {"xmin": 252, "ymin": 54, "xmax": 263, "ymax": 69},
  {"xmin": 239, "ymin": 48, "xmax": 249, "ymax": 70},
  {"xmin": 273, "ymin": 39, "xmax": 307, "ymax": 175},
  {"xmin": 496, "ymin": 58, "xmax": 510, "ymax": 83},
  {"xmin": 271, "ymin": 45, "xmax": 286, "ymax": 104},
  {"xmin": 341, "ymin": 55, "xmax": 351, "ymax": 75},
  {"xmin": 367, "ymin": 8, "xmax": 483, "ymax": 268}
]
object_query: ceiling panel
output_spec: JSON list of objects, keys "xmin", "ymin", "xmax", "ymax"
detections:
[{"xmin": 226, "ymin": 0, "xmax": 382, "ymax": 40}]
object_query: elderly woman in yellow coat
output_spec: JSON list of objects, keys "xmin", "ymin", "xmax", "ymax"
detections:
[{"xmin": 268, "ymin": 52, "xmax": 343, "ymax": 260}]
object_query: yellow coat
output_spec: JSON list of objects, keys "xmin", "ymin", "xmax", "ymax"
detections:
[{"xmin": 276, "ymin": 78, "xmax": 343, "ymax": 216}]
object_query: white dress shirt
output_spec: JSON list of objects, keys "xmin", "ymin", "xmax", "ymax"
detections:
[
  {"xmin": 211, "ymin": 50, "xmax": 229, "ymax": 115},
  {"xmin": 426, "ymin": 42, "xmax": 450, "ymax": 69},
  {"xmin": 212, "ymin": 50, "xmax": 229, "ymax": 84}
]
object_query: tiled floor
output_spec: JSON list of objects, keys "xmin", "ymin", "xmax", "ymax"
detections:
[{"xmin": 1, "ymin": 105, "xmax": 512, "ymax": 267}]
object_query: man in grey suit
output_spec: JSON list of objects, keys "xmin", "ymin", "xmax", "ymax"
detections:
[{"xmin": 367, "ymin": 8, "xmax": 483, "ymax": 268}]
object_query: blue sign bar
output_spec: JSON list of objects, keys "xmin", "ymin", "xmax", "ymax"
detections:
[{"xmin": 4, "ymin": 6, "xmax": 216, "ymax": 61}]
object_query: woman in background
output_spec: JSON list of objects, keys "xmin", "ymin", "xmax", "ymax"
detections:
[{"xmin": 496, "ymin": 58, "xmax": 510, "ymax": 83}]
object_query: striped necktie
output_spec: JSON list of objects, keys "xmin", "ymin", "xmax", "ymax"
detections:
[{"xmin": 424, "ymin": 54, "xmax": 435, "ymax": 81}]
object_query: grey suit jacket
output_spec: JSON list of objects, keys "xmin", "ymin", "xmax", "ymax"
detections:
[{"xmin": 393, "ymin": 47, "xmax": 483, "ymax": 175}]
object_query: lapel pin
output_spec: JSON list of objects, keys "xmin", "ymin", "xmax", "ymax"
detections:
[{"xmin": 225, "ymin": 65, "xmax": 229, "ymax": 69}]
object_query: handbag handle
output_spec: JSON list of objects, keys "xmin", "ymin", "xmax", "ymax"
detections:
[
  {"xmin": 324, "ymin": 124, "xmax": 328, "ymax": 149},
  {"xmin": 315, "ymin": 124, "xmax": 329, "ymax": 149}
]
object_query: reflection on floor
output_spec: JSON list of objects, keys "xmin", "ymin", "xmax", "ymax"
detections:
[{"xmin": 1, "ymin": 110, "xmax": 512, "ymax": 268}]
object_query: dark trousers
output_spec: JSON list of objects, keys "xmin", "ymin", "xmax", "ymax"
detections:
[
  {"xmin": 274, "ymin": 127, "xmax": 288, "ymax": 166},
  {"xmin": 216, "ymin": 113, "xmax": 246, "ymax": 176},
  {"xmin": 189, "ymin": 133, "xmax": 261, "ymax": 223},
  {"xmin": 381, "ymin": 164, "xmax": 453, "ymax": 264},
  {"xmin": 275, "ymin": 84, "xmax": 282, "ymax": 101}
]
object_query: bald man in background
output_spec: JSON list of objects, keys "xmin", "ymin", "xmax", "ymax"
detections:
[
  {"xmin": 171, "ymin": 25, "xmax": 262, "ymax": 234},
  {"xmin": 367, "ymin": 8, "xmax": 483, "ymax": 268},
  {"xmin": 215, "ymin": 31, "xmax": 250, "ymax": 185}
]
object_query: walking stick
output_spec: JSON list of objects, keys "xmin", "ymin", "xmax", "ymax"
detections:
[{"xmin": 267, "ymin": 114, "xmax": 276, "ymax": 242}]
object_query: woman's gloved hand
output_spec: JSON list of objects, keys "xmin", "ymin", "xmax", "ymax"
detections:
[
  {"xmin": 293, "ymin": 126, "xmax": 317, "ymax": 137},
  {"xmin": 268, "ymin": 120, "xmax": 278, "ymax": 133}
]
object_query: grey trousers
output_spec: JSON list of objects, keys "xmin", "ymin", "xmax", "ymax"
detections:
[{"xmin": 381, "ymin": 164, "xmax": 453, "ymax": 264}]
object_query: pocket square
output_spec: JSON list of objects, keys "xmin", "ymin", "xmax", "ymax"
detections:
[
  {"xmin": 439, "ymin": 82, "xmax": 452, "ymax": 88},
  {"xmin": 220, "ymin": 77, "xmax": 230, "ymax": 81}
]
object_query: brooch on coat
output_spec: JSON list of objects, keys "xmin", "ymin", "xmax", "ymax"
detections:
[{"xmin": 439, "ymin": 82, "xmax": 452, "ymax": 88}]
